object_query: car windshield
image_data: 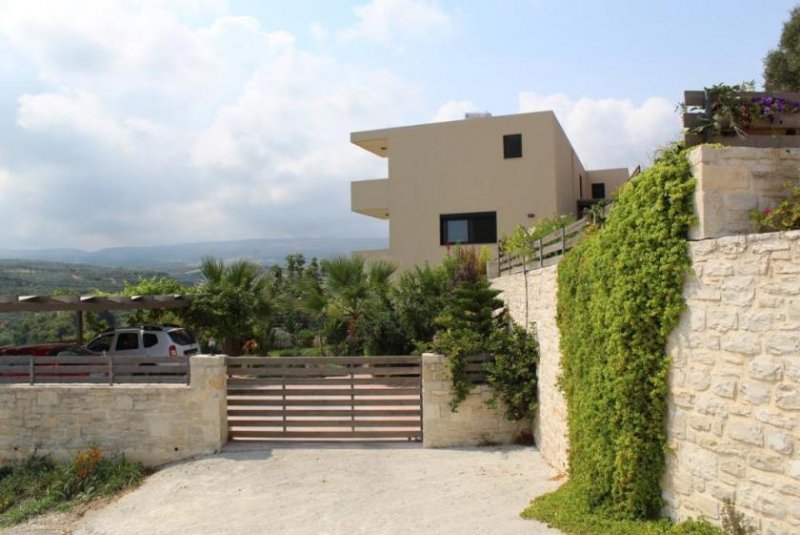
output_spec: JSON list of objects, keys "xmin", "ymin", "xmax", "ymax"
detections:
[{"xmin": 168, "ymin": 329, "xmax": 196, "ymax": 345}]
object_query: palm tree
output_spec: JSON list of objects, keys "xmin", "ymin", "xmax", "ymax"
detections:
[
  {"xmin": 184, "ymin": 256, "xmax": 272, "ymax": 355},
  {"xmin": 319, "ymin": 255, "xmax": 396, "ymax": 355}
]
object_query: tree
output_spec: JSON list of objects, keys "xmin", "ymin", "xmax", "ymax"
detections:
[
  {"xmin": 764, "ymin": 6, "xmax": 800, "ymax": 91},
  {"xmin": 319, "ymin": 255, "xmax": 396, "ymax": 355},
  {"xmin": 431, "ymin": 247, "xmax": 505, "ymax": 408},
  {"xmin": 392, "ymin": 264, "xmax": 449, "ymax": 350},
  {"xmin": 182, "ymin": 257, "xmax": 272, "ymax": 356},
  {"xmin": 121, "ymin": 276, "xmax": 190, "ymax": 326}
]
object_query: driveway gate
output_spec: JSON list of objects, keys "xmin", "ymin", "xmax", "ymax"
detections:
[{"xmin": 226, "ymin": 355, "xmax": 422, "ymax": 441}]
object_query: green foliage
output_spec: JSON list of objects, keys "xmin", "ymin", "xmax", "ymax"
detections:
[
  {"xmin": 432, "ymin": 247, "xmax": 504, "ymax": 409},
  {"xmin": 182, "ymin": 257, "xmax": 273, "ymax": 355},
  {"xmin": 0, "ymin": 448, "xmax": 144, "ymax": 528},
  {"xmin": 318, "ymin": 255, "xmax": 397, "ymax": 356},
  {"xmin": 764, "ymin": 6, "xmax": 800, "ymax": 91},
  {"xmin": 392, "ymin": 264, "xmax": 449, "ymax": 350},
  {"xmin": 682, "ymin": 81, "xmax": 800, "ymax": 139},
  {"xmin": 485, "ymin": 322, "xmax": 539, "ymax": 421},
  {"xmin": 121, "ymin": 276, "xmax": 192, "ymax": 326},
  {"xmin": 749, "ymin": 181, "xmax": 800, "ymax": 231},
  {"xmin": 500, "ymin": 214, "xmax": 576, "ymax": 257},
  {"xmin": 556, "ymin": 144, "xmax": 695, "ymax": 518},
  {"xmin": 523, "ymin": 483, "xmax": 722, "ymax": 535}
]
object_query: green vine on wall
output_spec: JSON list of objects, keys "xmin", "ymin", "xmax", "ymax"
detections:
[{"xmin": 555, "ymin": 143, "xmax": 695, "ymax": 519}]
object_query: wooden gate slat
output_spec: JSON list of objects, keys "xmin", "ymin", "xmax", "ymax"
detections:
[
  {"xmin": 226, "ymin": 355, "xmax": 422, "ymax": 442},
  {"xmin": 230, "ymin": 430, "xmax": 422, "ymax": 440}
]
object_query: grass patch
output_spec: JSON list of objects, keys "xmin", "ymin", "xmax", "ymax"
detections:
[
  {"xmin": 0, "ymin": 447, "xmax": 146, "ymax": 528},
  {"xmin": 522, "ymin": 483, "xmax": 722, "ymax": 535}
]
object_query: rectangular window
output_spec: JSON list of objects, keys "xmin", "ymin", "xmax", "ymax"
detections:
[
  {"xmin": 440, "ymin": 212, "xmax": 497, "ymax": 245},
  {"xmin": 115, "ymin": 332, "xmax": 139, "ymax": 351},
  {"xmin": 591, "ymin": 182, "xmax": 606, "ymax": 200},
  {"xmin": 503, "ymin": 134, "xmax": 522, "ymax": 159}
]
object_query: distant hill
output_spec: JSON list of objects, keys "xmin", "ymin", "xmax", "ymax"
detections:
[
  {"xmin": 0, "ymin": 237, "xmax": 388, "ymax": 272},
  {"xmin": 0, "ymin": 260, "xmax": 166, "ymax": 296}
]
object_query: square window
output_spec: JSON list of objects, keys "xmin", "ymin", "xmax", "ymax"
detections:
[
  {"xmin": 440, "ymin": 212, "xmax": 497, "ymax": 245},
  {"xmin": 591, "ymin": 182, "xmax": 606, "ymax": 200},
  {"xmin": 503, "ymin": 134, "xmax": 522, "ymax": 159}
]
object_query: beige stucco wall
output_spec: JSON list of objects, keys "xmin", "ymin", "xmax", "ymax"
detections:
[
  {"xmin": 663, "ymin": 232, "xmax": 800, "ymax": 533},
  {"xmin": 421, "ymin": 353, "xmax": 529, "ymax": 448},
  {"xmin": 586, "ymin": 167, "xmax": 629, "ymax": 197},
  {"xmin": 0, "ymin": 355, "xmax": 227, "ymax": 466},
  {"xmin": 491, "ymin": 265, "xmax": 569, "ymax": 472},
  {"xmin": 351, "ymin": 111, "xmax": 630, "ymax": 272},
  {"xmin": 689, "ymin": 145, "xmax": 800, "ymax": 240}
]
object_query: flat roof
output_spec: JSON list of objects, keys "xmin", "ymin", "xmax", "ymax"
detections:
[
  {"xmin": 0, "ymin": 294, "xmax": 194, "ymax": 313},
  {"xmin": 350, "ymin": 110, "xmax": 557, "ymax": 157}
]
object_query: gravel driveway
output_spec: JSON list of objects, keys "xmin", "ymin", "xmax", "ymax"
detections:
[{"xmin": 9, "ymin": 444, "xmax": 565, "ymax": 535}]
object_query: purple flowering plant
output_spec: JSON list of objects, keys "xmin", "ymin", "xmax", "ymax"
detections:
[{"xmin": 683, "ymin": 81, "xmax": 800, "ymax": 138}]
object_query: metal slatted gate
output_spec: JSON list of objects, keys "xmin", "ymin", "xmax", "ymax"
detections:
[{"xmin": 226, "ymin": 356, "xmax": 422, "ymax": 442}]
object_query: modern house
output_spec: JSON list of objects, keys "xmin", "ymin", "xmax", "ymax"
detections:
[{"xmin": 350, "ymin": 111, "xmax": 629, "ymax": 270}]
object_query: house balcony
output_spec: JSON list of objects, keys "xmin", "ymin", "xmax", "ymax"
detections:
[{"xmin": 351, "ymin": 178, "xmax": 389, "ymax": 219}]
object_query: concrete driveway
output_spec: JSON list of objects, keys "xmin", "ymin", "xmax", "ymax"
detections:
[{"xmin": 15, "ymin": 444, "xmax": 565, "ymax": 535}]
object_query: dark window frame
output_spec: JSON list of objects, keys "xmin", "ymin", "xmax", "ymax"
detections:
[
  {"xmin": 591, "ymin": 182, "xmax": 606, "ymax": 200},
  {"xmin": 440, "ymin": 211, "xmax": 497, "ymax": 245},
  {"xmin": 503, "ymin": 133, "xmax": 522, "ymax": 159}
]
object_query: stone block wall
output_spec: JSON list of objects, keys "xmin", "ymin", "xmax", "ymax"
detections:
[
  {"xmin": 0, "ymin": 355, "xmax": 227, "ymax": 466},
  {"xmin": 491, "ymin": 265, "xmax": 568, "ymax": 472},
  {"xmin": 664, "ymin": 232, "xmax": 800, "ymax": 533},
  {"xmin": 422, "ymin": 353, "xmax": 529, "ymax": 447},
  {"xmin": 689, "ymin": 145, "xmax": 800, "ymax": 240}
]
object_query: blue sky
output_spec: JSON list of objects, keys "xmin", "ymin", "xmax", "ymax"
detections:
[{"xmin": 0, "ymin": 0, "xmax": 797, "ymax": 250}]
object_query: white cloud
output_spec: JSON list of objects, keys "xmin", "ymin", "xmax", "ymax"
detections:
[
  {"xmin": 340, "ymin": 0, "xmax": 454, "ymax": 47},
  {"xmin": 518, "ymin": 92, "xmax": 681, "ymax": 170},
  {"xmin": 0, "ymin": 1, "xmax": 421, "ymax": 249},
  {"xmin": 17, "ymin": 90, "xmax": 131, "ymax": 150},
  {"xmin": 431, "ymin": 100, "xmax": 481, "ymax": 122}
]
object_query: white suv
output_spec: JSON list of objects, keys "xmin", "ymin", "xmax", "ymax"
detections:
[{"xmin": 84, "ymin": 325, "xmax": 200, "ymax": 357}]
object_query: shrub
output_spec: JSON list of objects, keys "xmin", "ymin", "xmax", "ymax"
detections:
[
  {"xmin": 0, "ymin": 448, "xmax": 145, "ymax": 527},
  {"xmin": 749, "ymin": 182, "xmax": 800, "ymax": 232},
  {"xmin": 485, "ymin": 323, "xmax": 540, "ymax": 421},
  {"xmin": 555, "ymin": 143, "xmax": 695, "ymax": 518}
]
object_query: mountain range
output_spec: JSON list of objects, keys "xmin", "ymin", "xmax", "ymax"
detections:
[{"xmin": 0, "ymin": 237, "xmax": 388, "ymax": 271}]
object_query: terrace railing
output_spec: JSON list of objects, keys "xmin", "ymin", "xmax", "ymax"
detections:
[
  {"xmin": 0, "ymin": 355, "xmax": 190, "ymax": 385},
  {"xmin": 492, "ymin": 215, "xmax": 592, "ymax": 277}
]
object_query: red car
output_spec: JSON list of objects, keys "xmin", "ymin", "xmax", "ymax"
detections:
[
  {"xmin": 0, "ymin": 342, "xmax": 87, "ymax": 380},
  {"xmin": 0, "ymin": 342, "xmax": 75, "ymax": 356}
]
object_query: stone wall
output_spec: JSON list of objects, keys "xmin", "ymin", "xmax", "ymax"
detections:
[
  {"xmin": 421, "ymin": 353, "xmax": 529, "ymax": 448},
  {"xmin": 0, "ymin": 355, "xmax": 227, "ymax": 466},
  {"xmin": 491, "ymin": 265, "xmax": 568, "ymax": 472},
  {"xmin": 663, "ymin": 232, "xmax": 800, "ymax": 533},
  {"xmin": 689, "ymin": 145, "xmax": 800, "ymax": 240}
]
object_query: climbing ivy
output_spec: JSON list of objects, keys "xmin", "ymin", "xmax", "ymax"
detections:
[{"xmin": 555, "ymin": 143, "xmax": 695, "ymax": 519}]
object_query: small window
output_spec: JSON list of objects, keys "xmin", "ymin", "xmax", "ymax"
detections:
[
  {"xmin": 115, "ymin": 333, "xmax": 139, "ymax": 351},
  {"xmin": 591, "ymin": 183, "xmax": 606, "ymax": 200},
  {"xmin": 440, "ymin": 212, "xmax": 497, "ymax": 245},
  {"xmin": 143, "ymin": 333, "xmax": 159, "ymax": 348},
  {"xmin": 503, "ymin": 134, "xmax": 522, "ymax": 159}
]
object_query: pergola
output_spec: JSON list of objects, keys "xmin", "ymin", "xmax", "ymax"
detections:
[{"xmin": 0, "ymin": 294, "xmax": 194, "ymax": 342}]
